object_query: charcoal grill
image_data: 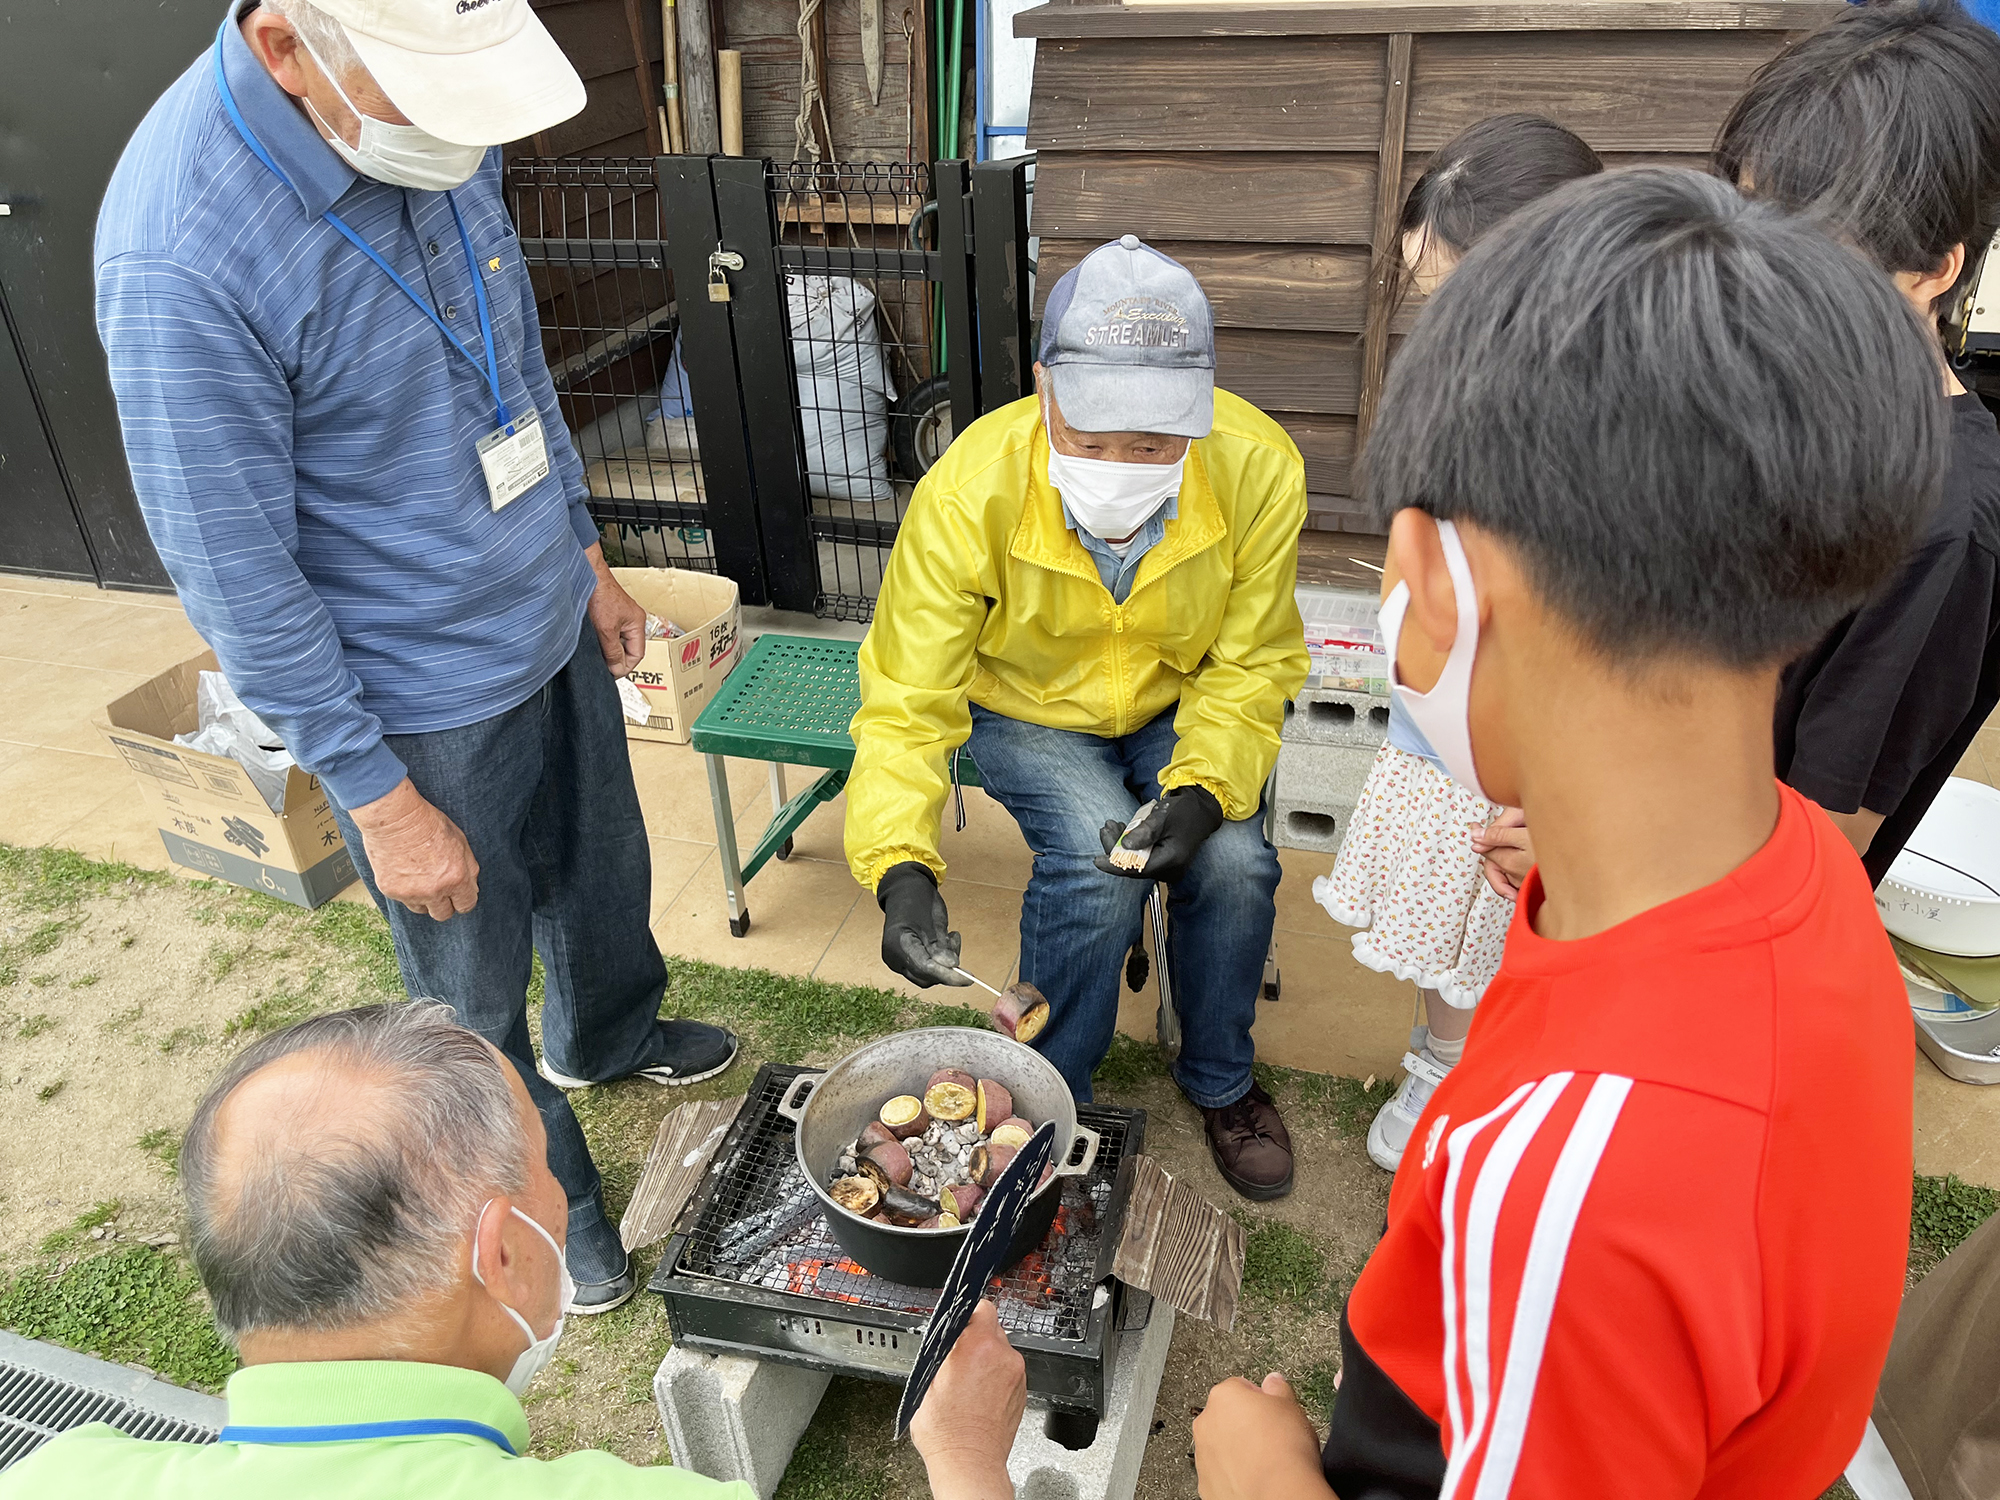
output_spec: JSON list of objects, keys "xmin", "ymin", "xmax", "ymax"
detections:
[{"xmin": 650, "ymin": 1064, "xmax": 1149, "ymax": 1415}]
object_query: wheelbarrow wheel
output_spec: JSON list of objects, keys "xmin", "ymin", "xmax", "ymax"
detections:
[{"xmin": 892, "ymin": 374, "xmax": 955, "ymax": 481}]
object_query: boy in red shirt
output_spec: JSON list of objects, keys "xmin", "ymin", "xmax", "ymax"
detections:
[{"xmin": 1192, "ymin": 168, "xmax": 1953, "ymax": 1496}]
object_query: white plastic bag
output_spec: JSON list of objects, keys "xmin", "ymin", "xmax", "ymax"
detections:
[
  {"xmin": 643, "ymin": 335, "xmax": 702, "ymax": 461},
  {"xmin": 786, "ymin": 274, "xmax": 897, "ymax": 504},
  {"xmin": 174, "ymin": 672, "xmax": 294, "ymax": 813}
]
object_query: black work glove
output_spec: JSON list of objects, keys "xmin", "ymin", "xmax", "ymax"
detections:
[
  {"xmin": 877, "ymin": 861, "xmax": 972, "ymax": 988},
  {"xmin": 1093, "ymin": 785, "xmax": 1225, "ymax": 885}
]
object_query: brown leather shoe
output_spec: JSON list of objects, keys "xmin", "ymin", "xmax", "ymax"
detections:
[{"xmin": 1201, "ymin": 1082, "xmax": 1295, "ymax": 1201}]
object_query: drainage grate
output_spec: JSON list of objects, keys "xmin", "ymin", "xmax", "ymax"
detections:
[{"xmin": 0, "ymin": 1335, "xmax": 221, "ymax": 1471}]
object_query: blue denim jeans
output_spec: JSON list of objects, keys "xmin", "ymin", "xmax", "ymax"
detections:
[
  {"xmin": 326, "ymin": 619, "xmax": 666, "ymax": 1281},
  {"xmin": 966, "ymin": 704, "xmax": 1279, "ymax": 1108}
]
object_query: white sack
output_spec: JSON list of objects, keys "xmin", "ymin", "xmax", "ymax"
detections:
[{"xmin": 787, "ymin": 274, "xmax": 896, "ymax": 504}]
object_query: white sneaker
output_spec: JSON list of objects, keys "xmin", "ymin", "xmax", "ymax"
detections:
[{"xmin": 1366, "ymin": 1048, "xmax": 1453, "ymax": 1173}]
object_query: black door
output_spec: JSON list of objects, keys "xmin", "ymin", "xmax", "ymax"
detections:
[
  {"xmin": 0, "ymin": 1, "xmax": 220, "ymax": 588},
  {"xmin": 0, "ymin": 280, "xmax": 93, "ymax": 579}
]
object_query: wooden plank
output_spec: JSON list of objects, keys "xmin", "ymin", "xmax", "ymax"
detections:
[
  {"xmin": 618, "ymin": 1095, "xmax": 745, "ymax": 1252},
  {"xmin": 1357, "ymin": 32, "xmax": 1412, "ymax": 444},
  {"xmin": 1298, "ymin": 527, "xmax": 1390, "ymax": 585},
  {"xmin": 1029, "ymin": 152, "xmax": 1378, "ymax": 245},
  {"xmin": 1405, "ymin": 30, "xmax": 1788, "ymax": 152},
  {"xmin": 1015, "ymin": 0, "xmax": 1841, "ymax": 39},
  {"xmin": 740, "ymin": 59, "xmax": 920, "ymax": 159},
  {"xmin": 1216, "ymin": 328, "xmax": 1362, "ymax": 415},
  {"xmin": 1276, "ymin": 414, "xmax": 1356, "ymax": 496},
  {"xmin": 1111, "ymin": 1154, "xmax": 1245, "ymax": 1331},
  {"xmin": 548, "ymin": 303, "xmax": 678, "ymax": 387},
  {"xmin": 543, "ymin": 0, "xmax": 664, "ymax": 79},
  {"xmin": 1026, "ymin": 36, "xmax": 1386, "ymax": 151},
  {"xmin": 621, "ymin": 0, "xmax": 664, "ymax": 155},
  {"xmin": 728, "ymin": 0, "xmax": 920, "ymax": 58},
  {"xmin": 540, "ymin": 75, "xmax": 652, "ymax": 157},
  {"xmin": 1035, "ymin": 240, "xmax": 1371, "ymax": 330},
  {"xmin": 681, "ymin": 0, "xmax": 722, "ymax": 153}
]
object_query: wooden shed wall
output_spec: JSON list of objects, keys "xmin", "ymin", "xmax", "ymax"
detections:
[
  {"xmin": 722, "ymin": 0, "xmax": 927, "ymax": 164},
  {"xmin": 1021, "ymin": 2, "xmax": 1839, "ymax": 532}
]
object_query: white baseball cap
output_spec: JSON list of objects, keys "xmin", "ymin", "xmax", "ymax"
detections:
[{"xmin": 312, "ymin": 0, "xmax": 587, "ymax": 146}]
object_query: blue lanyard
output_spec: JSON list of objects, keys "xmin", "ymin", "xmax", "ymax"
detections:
[
  {"xmin": 218, "ymin": 1418, "xmax": 518, "ymax": 1455},
  {"xmin": 210, "ymin": 22, "xmax": 514, "ymax": 432}
]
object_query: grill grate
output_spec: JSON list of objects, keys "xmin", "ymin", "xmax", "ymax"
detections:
[
  {"xmin": 671, "ymin": 1066, "xmax": 1129, "ymax": 1344},
  {"xmin": 0, "ymin": 1359, "xmax": 218, "ymax": 1471}
]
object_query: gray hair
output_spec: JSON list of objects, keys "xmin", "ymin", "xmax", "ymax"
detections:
[
  {"xmin": 180, "ymin": 1000, "xmax": 532, "ymax": 1344},
  {"xmin": 263, "ymin": 0, "xmax": 365, "ymax": 82}
]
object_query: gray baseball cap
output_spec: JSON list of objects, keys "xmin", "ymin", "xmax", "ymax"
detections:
[{"xmin": 1039, "ymin": 235, "xmax": 1215, "ymax": 438}]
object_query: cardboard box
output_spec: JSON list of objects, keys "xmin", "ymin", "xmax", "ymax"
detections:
[
  {"xmin": 613, "ymin": 568, "xmax": 744, "ymax": 744},
  {"xmin": 95, "ymin": 653, "xmax": 358, "ymax": 908}
]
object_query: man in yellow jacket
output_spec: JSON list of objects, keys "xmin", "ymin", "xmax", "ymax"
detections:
[{"xmin": 845, "ymin": 238, "xmax": 1309, "ymax": 1199}]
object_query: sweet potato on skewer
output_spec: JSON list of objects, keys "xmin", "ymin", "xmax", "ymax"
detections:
[{"xmin": 988, "ymin": 982, "xmax": 1050, "ymax": 1043}]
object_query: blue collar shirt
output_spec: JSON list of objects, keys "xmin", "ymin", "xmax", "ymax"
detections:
[
  {"xmin": 1061, "ymin": 495, "xmax": 1177, "ymax": 605},
  {"xmin": 92, "ymin": 2, "xmax": 598, "ymax": 809}
]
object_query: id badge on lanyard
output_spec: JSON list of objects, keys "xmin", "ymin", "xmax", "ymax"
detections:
[{"xmin": 476, "ymin": 413, "xmax": 549, "ymax": 512}]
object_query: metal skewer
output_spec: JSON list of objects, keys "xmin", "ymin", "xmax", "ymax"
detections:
[{"xmin": 951, "ymin": 967, "xmax": 1004, "ymax": 999}]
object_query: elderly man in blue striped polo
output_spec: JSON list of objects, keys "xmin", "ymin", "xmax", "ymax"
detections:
[{"xmin": 92, "ymin": 0, "xmax": 735, "ymax": 1312}]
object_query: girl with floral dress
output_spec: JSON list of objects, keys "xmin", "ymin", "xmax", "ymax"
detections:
[{"xmin": 1313, "ymin": 114, "xmax": 1602, "ymax": 1171}]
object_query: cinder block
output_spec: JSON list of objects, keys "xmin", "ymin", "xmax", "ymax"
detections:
[
  {"xmin": 655, "ymin": 1345, "xmax": 832, "ymax": 1500},
  {"xmin": 653, "ymin": 1297, "xmax": 1176, "ymax": 1500},
  {"xmin": 1007, "ymin": 1299, "xmax": 1177, "ymax": 1500},
  {"xmin": 1283, "ymin": 686, "xmax": 1391, "ymax": 748},
  {"xmin": 1272, "ymin": 739, "xmax": 1375, "ymax": 853}
]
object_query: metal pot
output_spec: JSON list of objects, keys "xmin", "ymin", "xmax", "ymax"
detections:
[{"xmin": 777, "ymin": 1026, "xmax": 1101, "ymax": 1287}]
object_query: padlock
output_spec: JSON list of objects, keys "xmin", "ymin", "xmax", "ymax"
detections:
[{"xmin": 707, "ymin": 266, "xmax": 731, "ymax": 303}]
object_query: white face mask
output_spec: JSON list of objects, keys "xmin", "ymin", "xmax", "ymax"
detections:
[
  {"xmin": 297, "ymin": 38, "xmax": 487, "ymax": 191},
  {"xmin": 1042, "ymin": 400, "xmax": 1185, "ymax": 542},
  {"xmin": 470, "ymin": 1202, "xmax": 574, "ymax": 1397},
  {"xmin": 1380, "ymin": 518, "xmax": 1490, "ymax": 801}
]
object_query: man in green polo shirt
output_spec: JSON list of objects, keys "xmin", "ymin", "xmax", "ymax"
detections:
[{"xmin": 0, "ymin": 1001, "xmax": 1026, "ymax": 1499}]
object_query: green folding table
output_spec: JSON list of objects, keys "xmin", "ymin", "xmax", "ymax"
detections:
[
  {"xmin": 687, "ymin": 631, "xmax": 1280, "ymax": 1031},
  {"xmin": 688, "ymin": 633, "xmax": 979, "ymax": 937}
]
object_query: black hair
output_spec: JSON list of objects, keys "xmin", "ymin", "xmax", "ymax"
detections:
[
  {"xmin": 1363, "ymin": 167, "xmax": 1952, "ymax": 668},
  {"xmin": 1388, "ymin": 113, "xmax": 1603, "ymax": 309},
  {"xmin": 1713, "ymin": 0, "xmax": 2000, "ymax": 303}
]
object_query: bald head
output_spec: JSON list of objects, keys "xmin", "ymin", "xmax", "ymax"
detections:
[{"xmin": 181, "ymin": 1002, "xmax": 533, "ymax": 1343}]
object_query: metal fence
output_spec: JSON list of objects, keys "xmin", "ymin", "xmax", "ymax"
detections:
[
  {"xmin": 508, "ymin": 157, "xmax": 713, "ymax": 573},
  {"xmin": 769, "ymin": 161, "xmax": 933, "ymax": 619},
  {"xmin": 507, "ymin": 154, "xmax": 1033, "ymax": 619}
]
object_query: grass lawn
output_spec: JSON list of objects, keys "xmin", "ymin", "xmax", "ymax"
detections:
[{"xmin": 0, "ymin": 841, "xmax": 1991, "ymax": 1499}]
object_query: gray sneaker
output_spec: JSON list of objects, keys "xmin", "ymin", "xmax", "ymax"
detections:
[
  {"xmin": 567, "ymin": 1257, "xmax": 637, "ymax": 1315},
  {"xmin": 1366, "ymin": 1047, "xmax": 1453, "ymax": 1173},
  {"xmin": 539, "ymin": 1020, "xmax": 739, "ymax": 1090}
]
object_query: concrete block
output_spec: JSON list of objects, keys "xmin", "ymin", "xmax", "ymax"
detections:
[
  {"xmin": 1007, "ymin": 1300, "xmax": 1177, "ymax": 1500},
  {"xmin": 655, "ymin": 1344, "xmax": 832, "ymax": 1500},
  {"xmin": 1283, "ymin": 686, "xmax": 1390, "ymax": 749},
  {"xmin": 1273, "ymin": 740, "xmax": 1374, "ymax": 853},
  {"xmin": 652, "ymin": 1297, "xmax": 1176, "ymax": 1500}
]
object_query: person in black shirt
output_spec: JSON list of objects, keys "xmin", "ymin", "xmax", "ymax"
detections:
[{"xmin": 1715, "ymin": 0, "xmax": 2000, "ymax": 886}]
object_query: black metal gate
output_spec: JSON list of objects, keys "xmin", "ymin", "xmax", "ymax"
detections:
[{"xmin": 506, "ymin": 154, "xmax": 1033, "ymax": 620}]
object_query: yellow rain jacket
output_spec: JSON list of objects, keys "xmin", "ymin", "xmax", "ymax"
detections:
[{"xmin": 845, "ymin": 390, "xmax": 1309, "ymax": 891}]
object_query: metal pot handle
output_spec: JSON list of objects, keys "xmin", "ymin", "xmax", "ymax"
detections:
[
  {"xmin": 1056, "ymin": 1122, "xmax": 1101, "ymax": 1178},
  {"xmin": 775, "ymin": 1073, "xmax": 819, "ymax": 1123}
]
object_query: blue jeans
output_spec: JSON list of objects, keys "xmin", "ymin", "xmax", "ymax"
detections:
[
  {"xmin": 327, "ymin": 618, "xmax": 667, "ymax": 1281},
  {"xmin": 966, "ymin": 704, "xmax": 1279, "ymax": 1108}
]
